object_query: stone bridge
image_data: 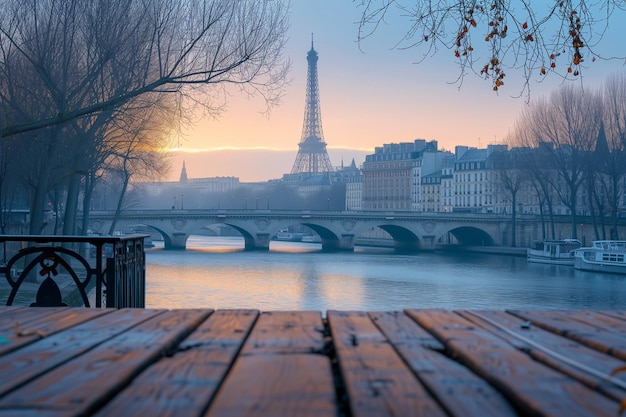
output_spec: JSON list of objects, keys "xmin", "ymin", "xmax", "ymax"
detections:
[{"xmin": 85, "ymin": 209, "xmax": 533, "ymax": 252}]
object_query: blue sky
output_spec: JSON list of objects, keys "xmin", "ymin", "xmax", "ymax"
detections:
[{"xmin": 168, "ymin": 1, "xmax": 626, "ymax": 182}]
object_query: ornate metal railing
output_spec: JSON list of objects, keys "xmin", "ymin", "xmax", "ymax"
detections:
[{"xmin": 0, "ymin": 234, "xmax": 148, "ymax": 308}]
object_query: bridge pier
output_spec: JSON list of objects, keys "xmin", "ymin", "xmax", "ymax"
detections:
[
  {"xmin": 243, "ymin": 233, "xmax": 271, "ymax": 251},
  {"xmin": 321, "ymin": 234, "xmax": 355, "ymax": 252},
  {"xmin": 392, "ymin": 235, "xmax": 436, "ymax": 252},
  {"xmin": 167, "ymin": 232, "xmax": 188, "ymax": 250},
  {"xmin": 420, "ymin": 235, "xmax": 437, "ymax": 251},
  {"xmin": 393, "ymin": 239, "xmax": 421, "ymax": 253}
]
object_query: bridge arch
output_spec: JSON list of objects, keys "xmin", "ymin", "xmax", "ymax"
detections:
[
  {"xmin": 299, "ymin": 223, "xmax": 348, "ymax": 252},
  {"xmin": 261, "ymin": 220, "xmax": 353, "ymax": 252},
  {"xmin": 98, "ymin": 222, "xmax": 181, "ymax": 250},
  {"xmin": 440, "ymin": 226, "xmax": 495, "ymax": 247},
  {"xmin": 223, "ymin": 224, "xmax": 270, "ymax": 251},
  {"xmin": 136, "ymin": 224, "xmax": 174, "ymax": 249},
  {"xmin": 376, "ymin": 225, "xmax": 421, "ymax": 252}
]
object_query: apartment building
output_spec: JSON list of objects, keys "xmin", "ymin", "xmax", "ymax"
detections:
[{"xmin": 361, "ymin": 139, "xmax": 446, "ymax": 211}]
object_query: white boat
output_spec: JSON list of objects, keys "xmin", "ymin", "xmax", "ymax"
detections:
[
  {"xmin": 301, "ymin": 234, "xmax": 321, "ymax": 243},
  {"xmin": 527, "ymin": 239, "xmax": 581, "ymax": 265},
  {"xmin": 273, "ymin": 230, "xmax": 304, "ymax": 242},
  {"xmin": 574, "ymin": 240, "xmax": 626, "ymax": 274}
]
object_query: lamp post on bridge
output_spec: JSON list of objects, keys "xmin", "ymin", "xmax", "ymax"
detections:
[
  {"xmin": 255, "ymin": 195, "xmax": 258, "ymax": 210},
  {"xmin": 181, "ymin": 194, "xmax": 184, "ymax": 210},
  {"xmin": 266, "ymin": 194, "xmax": 270, "ymax": 209}
]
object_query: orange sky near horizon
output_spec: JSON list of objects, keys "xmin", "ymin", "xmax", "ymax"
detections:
[{"xmin": 166, "ymin": 1, "xmax": 626, "ymax": 182}]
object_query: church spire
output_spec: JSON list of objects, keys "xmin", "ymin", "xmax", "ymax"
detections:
[{"xmin": 179, "ymin": 161, "xmax": 188, "ymax": 182}]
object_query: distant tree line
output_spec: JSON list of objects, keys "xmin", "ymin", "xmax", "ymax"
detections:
[
  {"xmin": 495, "ymin": 73, "xmax": 626, "ymax": 243},
  {"xmin": 0, "ymin": 0, "xmax": 289, "ymax": 235}
]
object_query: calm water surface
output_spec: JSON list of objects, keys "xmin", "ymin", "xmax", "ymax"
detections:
[{"xmin": 145, "ymin": 236, "xmax": 626, "ymax": 311}]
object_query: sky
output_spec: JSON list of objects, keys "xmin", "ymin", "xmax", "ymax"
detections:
[{"xmin": 166, "ymin": 1, "xmax": 626, "ymax": 182}]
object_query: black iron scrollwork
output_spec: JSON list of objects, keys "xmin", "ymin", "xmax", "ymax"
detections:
[
  {"xmin": 0, "ymin": 234, "xmax": 147, "ymax": 308},
  {"xmin": 4, "ymin": 247, "xmax": 94, "ymax": 307},
  {"xmin": 30, "ymin": 256, "xmax": 67, "ymax": 307}
]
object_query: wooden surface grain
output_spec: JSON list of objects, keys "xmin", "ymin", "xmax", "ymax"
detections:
[{"xmin": 0, "ymin": 307, "xmax": 624, "ymax": 417}]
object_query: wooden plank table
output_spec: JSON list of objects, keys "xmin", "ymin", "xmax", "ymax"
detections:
[{"xmin": 0, "ymin": 308, "xmax": 624, "ymax": 416}]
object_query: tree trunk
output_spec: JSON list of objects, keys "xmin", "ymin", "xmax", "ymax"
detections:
[
  {"xmin": 62, "ymin": 174, "xmax": 81, "ymax": 235},
  {"xmin": 569, "ymin": 196, "xmax": 578, "ymax": 239},
  {"xmin": 81, "ymin": 172, "xmax": 96, "ymax": 236},
  {"xmin": 108, "ymin": 172, "xmax": 130, "ymax": 235},
  {"xmin": 538, "ymin": 202, "xmax": 546, "ymax": 240},
  {"xmin": 510, "ymin": 195, "xmax": 517, "ymax": 247},
  {"xmin": 29, "ymin": 184, "xmax": 48, "ymax": 235}
]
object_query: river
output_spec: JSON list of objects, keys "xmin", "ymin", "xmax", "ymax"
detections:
[{"xmin": 144, "ymin": 236, "xmax": 626, "ymax": 311}]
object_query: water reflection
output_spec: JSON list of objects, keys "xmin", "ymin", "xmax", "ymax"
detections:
[{"xmin": 145, "ymin": 236, "xmax": 626, "ymax": 311}]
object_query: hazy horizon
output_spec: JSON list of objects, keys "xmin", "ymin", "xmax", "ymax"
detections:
[{"xmin": 164, "ymin": 148, "xmax": 371, "ymax": 183}]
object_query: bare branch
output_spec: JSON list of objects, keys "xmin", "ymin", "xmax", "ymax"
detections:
[{"xmin": 355, "ymin": 1, "xmax": 625, "ymax": 95}]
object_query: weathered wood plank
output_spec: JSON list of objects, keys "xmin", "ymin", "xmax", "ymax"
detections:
[
  {"xmin": 240, "ymin": 310, "xmax": 325, "ymax": 355},
  {"xmin": 369, "ymin": 311, "xmax": 445, "ymax": 350},
  {"xmin": 0, "ymin": 308, "xmax": 164, "ymax": 398},
  {"xmin": 206, "ymin": 355, "xmax": 337, "ymax": 417},
  {"xmin": 597, "ymin": 310, "xmax": 626, "ymax": 322},
  {"xmin": 94, "ymin": 310, "xmax": 258, "ymax": 417},
  {"xmin": 0, "ymin": 307, "xmax": 113, "ymax": 356},
  {"xmin": 459, "ymin": 310, "xmax": 626, "ymax": 402},
  {"xmin": 0, "ymin": 309, "xmax": 212, "ymax": 417},
  {"xmin": 205, "ymin": 311, "xmax": 336, "ymax": 417},
  {"xmin": 554, "ymin": 310, "xmax": 626, "ymax": 333},
  {"xmin": 509, "ymin": 310, "xmax": 626, "ymax": 361},
  {"xmin": 597, "ymin": 310, "xmax": 626, "ymax": 321},
  {"xmin": 0, "ymin": 307, "xmax": 77, "ymax": 331},
  {"xmin": 328, "ymin": 310, "xmax": 447, "ymax": 417},
  {"xmin": 408, "ymin": 309, "xmax": 620, "ymax": 417},
  {"xmin": 370, "ymin": 311, "xmax": 517, "ymax": 417}
]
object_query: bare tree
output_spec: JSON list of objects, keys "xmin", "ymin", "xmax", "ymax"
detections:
[
  {"xmin": 0, "ymin": 136, "xmax": 20, "ymax": 233},
  {"xmin": 0, "ymin": 0, "xmax": 290, "ymax": 235},
  {"xmin": 102, "ymin": 95, "xmax": 178, "ymax": 234},
  {"xmin": 512, "ymin": 84, "xmax": 600, "ymax": 238},
  {"xmin": 356, "ymin": 1, "xmax": 625, "ymax": 94},
  {"xmin": 0, "ymin": 32, "xmax": 73, "ymax": 234},
  {"xmin": 0, "ymin": 0, "xmax": 290, "ymax": 137},
  {"xmin": 492, "ymin": 148, "xmax": 528, "ymax": 246},
  {"xmin": 510, "ymin": 118, "xmax": 561, "ymax": 239},
  {"xmin": 601, "ymin": 73, "xmax": 626, "ymax": 239}
]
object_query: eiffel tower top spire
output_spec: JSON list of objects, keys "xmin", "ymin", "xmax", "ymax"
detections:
[{"xmin": 290, "ymin": 35, "xmax": 334, "ymax": 175}]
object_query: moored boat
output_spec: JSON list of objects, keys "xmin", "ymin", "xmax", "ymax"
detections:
[
  {"xmin": 301, "ymin": 234, "xmax": 321, "ymax": 243},
  {"xmin": 527, "ymin": 239, "xmax": 581, "ymax": 265},
  {"xmin": 273, "ymin": 229, "xmax": 304, "ymax": 242},
  {"xmin": 574, "ymin": 240, "xmax": 626, "ymax": 274}
]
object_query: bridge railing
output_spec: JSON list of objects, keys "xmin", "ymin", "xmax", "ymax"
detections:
[{"xmin": 0, "ymin": 234, "xmax": 148, "ymax": 308}]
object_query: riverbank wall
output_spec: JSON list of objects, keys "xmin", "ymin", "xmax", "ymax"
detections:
[
  {"xmin": 355, "ymin": 238, "xmax": 526, "ymax": 256},
  {"xmin": 436, "ymin": 244, "xmax": 527, "ymax": 256}
]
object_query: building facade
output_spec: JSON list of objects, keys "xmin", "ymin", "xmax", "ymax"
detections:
[{"xmin": 361, "ymin": 140, "xmax": 446, "ymax": 211}]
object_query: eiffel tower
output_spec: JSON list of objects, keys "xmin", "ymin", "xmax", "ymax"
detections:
[{"xmin": 290, "ymin": 36, "xmax": 334, "ymax": 175}]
